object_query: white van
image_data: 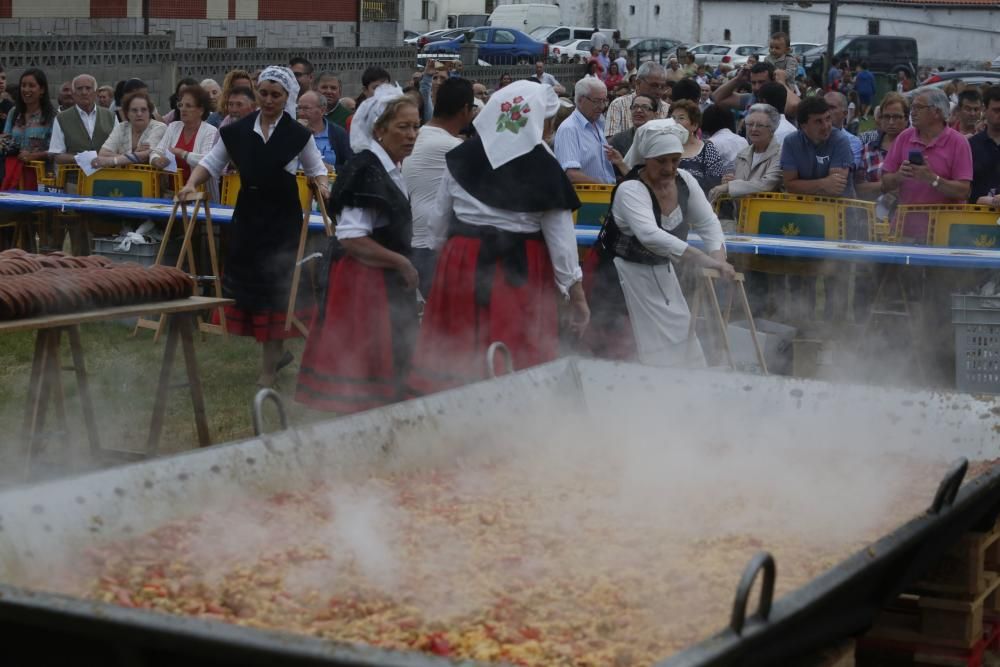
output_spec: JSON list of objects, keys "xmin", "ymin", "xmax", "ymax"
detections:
[
  {"xmin": 486, "ymin": 3, "xmax": 561, "ymax": 33},
  {"xmin": 529, "ymin": 25, "xmax": 616, "ymax": 45}
]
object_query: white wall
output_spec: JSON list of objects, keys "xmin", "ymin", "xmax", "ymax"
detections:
[
  {"xmin": 698, "ymin": 1, "xmax": 1000, "ymax": 67},
  {"xmin": 617, "ymin": 0, "xmax": 696, "ymax": 43}
]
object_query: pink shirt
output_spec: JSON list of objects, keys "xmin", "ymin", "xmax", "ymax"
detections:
[{"xmin": 882, "ymin": 126, "xmax": 973, "ymax": 241}]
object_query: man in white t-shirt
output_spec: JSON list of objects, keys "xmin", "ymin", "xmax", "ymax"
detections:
[{"xmin": 402, "ymin": 77, "xmax": 476, "ymax": 295}]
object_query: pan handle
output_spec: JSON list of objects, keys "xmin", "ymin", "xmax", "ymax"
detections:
[
  {"xmin": 253, "ymin": 388, "xmax": 289, "ymax": 436},
  {"xmin": 930, "ymin": 458, "xmax": 969, "ymax": 514},
  {"xmin": 487, "ymin": 341, "xmax": 514, "ymax": 379},
  {"xmin": 730, "ymin": 551, "xmax": 776, "ymax": 636}
]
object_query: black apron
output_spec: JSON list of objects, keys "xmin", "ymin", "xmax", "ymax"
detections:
[{"xmin": 219, "ymin": 111, "xmax": 311, "ymax": 311}]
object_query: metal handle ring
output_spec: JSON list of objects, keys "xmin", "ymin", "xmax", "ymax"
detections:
[
  {"xmin": 486, "ymin": 341, "xmax": 514, "ymax": 379},
  {"xmin": 930, "ymin": 458, "xmax": 968, "ymax": 514},
  {"xmin": 252, "ymin": 388, "xmax": 289, "ymax": 436},
  {"xmin": 730, "ymin": 551, "xmax": 776, "ymax": 636}
]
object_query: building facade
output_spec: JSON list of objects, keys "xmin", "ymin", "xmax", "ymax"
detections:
[{"xmin": 0, "ymin": 0, "xmax": 400, "ymax": 48}]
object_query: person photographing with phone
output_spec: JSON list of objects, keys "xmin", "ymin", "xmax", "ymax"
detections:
[{"xmin": 880, "ymin": 88, "xmax": 972, "ymax": 242}]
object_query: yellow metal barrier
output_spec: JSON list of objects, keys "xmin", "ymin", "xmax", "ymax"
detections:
[
  {"xmin": 922, "ymin": 204, "xmax": 1000, "ymax": 249},
  {"xmin": 572, "ymin": 184, "xmax": 614, "ymax": 226},
  {"xmin": 736, "ymin": 192, "xmax": 873, "ymax": 240}
]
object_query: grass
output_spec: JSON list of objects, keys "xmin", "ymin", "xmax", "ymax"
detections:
[{"xmin": 0, "ymin": 321, "xmax": 331, "ymax": 485}]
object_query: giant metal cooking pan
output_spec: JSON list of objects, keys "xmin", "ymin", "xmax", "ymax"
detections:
[{"xmin": 2, "ymin": 358, "xmax": 1000, "ymax": 666}]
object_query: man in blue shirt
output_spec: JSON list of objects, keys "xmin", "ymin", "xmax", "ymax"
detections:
[
  {"xmin": 297, "ymin": 90, "xmax": 352, "ymax": 170},
  {"xmin": 853, "ymin": 62, "xmax": 876, "ymax": 119},
  {"xmin": 554, "ymin": 77, "xmax": 616, "ymax": 184},
  {"xmin": 781, "ymin": 96, "xmax": 854, "ymax": 197}
]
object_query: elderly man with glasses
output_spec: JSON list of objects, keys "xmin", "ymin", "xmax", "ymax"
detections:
[
  {"xmin": 554, "ymin": 77, "xmax": 616, "ymax": 184},
  {"xmin": 881, "ymin": 87, "xmax": 972, "ymax": 241},
  {"xmin": 604, "ymin": 61, "xmax": 669, "ymax": 137}
]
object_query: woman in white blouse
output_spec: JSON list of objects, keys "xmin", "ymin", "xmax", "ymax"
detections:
[
  {"xmin": 92, "ymin": 91, "xmax": 166, "ymax": 168},
  {"xmin": 179, "ymin": 67, "xmax": 328, "ymax": 388},
  {"xmin": 408, "ymin": 80, "xmax": 590, "ymax": 395},
  {"xmin": 150, "ymin": 84, "xmax": 218, "ymax": 188},
  {"xmin": 590, "ymin": 119, "xmax": 734, "ymax": 367},
  {"xmin": 296, "ymin": 84, "xmax": 422, "ymax": 413}
]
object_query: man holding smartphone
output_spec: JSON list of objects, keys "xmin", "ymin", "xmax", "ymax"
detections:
[{"xmin": 881, "ymin": 88, "xmax": 972, "ymax": 242}]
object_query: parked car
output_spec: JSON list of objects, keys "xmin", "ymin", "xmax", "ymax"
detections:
[
  {"xmin": 403, "ymin": 30, "xmax": 421, "ymax": 45},
  {"xmin": 530, "ymin": 25, "xmax": 615, "ymax": 45},
  {"xmin": 417, "ymin": 28, "xmax": 467, "ymax": 50},
  {"xmin": 549, "ymin": 38, "xmax": 592, "ymax": 64},
  {"xmin": 920, "ymin": 70, "xmax": 1000, "ymax": 86},
  {"xmin": 993, "ymin": 55, "xmax": 1000, "ymax": 71},
  {"xmin": 626, "ymin": 37, "xmax": 685, "ymax": 64},
  {"xmin": 791, "ymin": 42, "xmax": 821, "ymax": 57},
  {"xmin": 906, "ymin": 73, "xmax": 1000, "ymax": 100},
  {"xmin": 423, "ymin": 26, "xmax": 548, "ymax": 65},
  {"xmin": 804, "ymin": 35, "xmax": 917, "ymax": 81},
  {"xmin": 688, "ymin": 43, "xmax": 764, "ymax": 68}
]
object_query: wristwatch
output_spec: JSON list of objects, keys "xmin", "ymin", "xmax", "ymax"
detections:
[{"xmin": 932, "ymin": 175, "xmax": 941, "ymax": 189}]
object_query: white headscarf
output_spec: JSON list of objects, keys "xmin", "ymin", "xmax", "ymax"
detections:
[
  {"xmin": 257, "ymin": 66, "xmax": 299, "ymax": 118},
  {"xmin": 623, "ymin": 119, "xmax": 689, "ymax": 170},
  {"xmin": 350, "ymin": 82, "xmax": 405, "ymax": 153},
  {"xmin": 473, "ymin": 80, "xmax": 560, "ymax": 170}
]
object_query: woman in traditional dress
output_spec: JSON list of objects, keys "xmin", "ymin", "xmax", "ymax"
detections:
[
  {"xmin": 584, "ymin": 119, "xmax": 734, "ymax": 366},
  {"xmin": 296, "ymin": 84, "xmax": 421, "ymax": 413},
  {"xmin": 408, "ymin": 80, "xmax": 590, "ymax": 395},
  {"xmin": 177, "ymin": 66, "xmax": 329, "ymax": 388}
]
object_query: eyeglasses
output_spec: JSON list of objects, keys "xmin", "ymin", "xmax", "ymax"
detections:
[
  {"xmin": 745, "ymin": 122, "xmax": 771, "ymax": 130},
  {"xmin": 630, "ymin": 104, "xmax": 653, "ymax": 112},
  {"xmin": 881, "ymin": 114, "xmax": 906, "ymax": 121},
  {"xmin": 292, "ymin": 71, "xmax": 308, "ymax": 78},
  {"xmin": 910, "ymin": 103, "xmax": 931, "ymax": 112},
  {"xmin": 584, "ymin": 96, "xmax": 608, "ymax": 106},
  {"xmin": 128, "ymin": 107, "xmax": 149, "ymax": 114}
]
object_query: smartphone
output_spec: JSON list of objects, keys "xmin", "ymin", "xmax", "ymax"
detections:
[{"xmin": 908, "ymin": 149, "xmax": 924, "ymax": 166}]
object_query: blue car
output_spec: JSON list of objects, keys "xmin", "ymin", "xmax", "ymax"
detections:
[{"xmin": 422, "ymin": 27, "xmax": 547, "ymax": 65}]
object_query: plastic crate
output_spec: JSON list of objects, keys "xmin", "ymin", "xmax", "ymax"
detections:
[
  {"xmin": 92, "ymin": 237, "xmax": 181, "ymax": 267},
  {"xmin": 952, "ymin": 294, "xmax": 1000, "ymax": 394}
]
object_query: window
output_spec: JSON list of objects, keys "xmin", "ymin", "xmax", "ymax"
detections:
[
  {"xmin": 421, "ymin": 1, "xmax": 430, "ymax": 20},
  {"xmin": 206, "ymin": 36, "xmax": 226, "ymax": 49},
  {"xmin": 868, "ymin": 20, "xmax": 880, "ymax": 35},
  {"xmin": 769, "ymin": 15, "xmax": 790, "ymax": 36},
  {"xmin": 494, "ymin": 29, "xmax": 516, "ymax": 44},
  {"xmin": 235, "ymin": 36, "xmax": 256, "ymax": 48},
  {"xmin": 724, "ymin": 29, "xmax": 731, "ymax": 41},
  {"xmin": 361, "ymin": 0, "xmax": 400, "ymax": 21},
  {"xmin": 654, "ymin": 5, "xmax": 660, "ymax": 15},
  {"xmin": 629, "ymin": 5, "xmax": 635, "ymax": 15},
  {"xmin": 549, "ymin": 28, "xmax": 568, "ymax": 41},
  {"xmin": 485, "ymin": 0, "xmax": 495, "ymax": 12},
  {"xmin": 472, "ymin": 28, "xmax": 488, "ymax": 43}
]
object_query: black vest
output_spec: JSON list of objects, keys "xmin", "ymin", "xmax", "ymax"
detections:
[
  {"xmin": 597, "ymin": 168, "xmax": 690, "ymax": 266},
  {"xmin": 328, "ymin": 149, "xmax": 412, "ymax": 256},
  {"xmin": 219, "ymin": 111, "xmax": 310, "ymax": 194}
]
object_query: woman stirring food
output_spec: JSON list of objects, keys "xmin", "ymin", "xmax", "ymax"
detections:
[
  {"xmin": 296, "ymin": 85, "xmax": 421, "ymax": 413},
  {"xmin": 177, "ymin": 66, "xmax": 329, "ymax": 388},
  {"xmin": 92, "ymin": 91, "xmax": 166, "ymax": 168},
  {"xmin": 584, "ymin": 119, "xmax": 734, "ymax": 366}
]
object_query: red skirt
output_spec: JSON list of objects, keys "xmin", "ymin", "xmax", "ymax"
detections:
[
  {"xmin": 408, "ymin": 236, "xmax": 559, "ymax": 396},
  {"xmin": 212, "ymin": 305, "xmax": 314, "ymax": 342},
  {"xmin": 295, "ymin": 256, "xmax": 417, "ymax": 414}
]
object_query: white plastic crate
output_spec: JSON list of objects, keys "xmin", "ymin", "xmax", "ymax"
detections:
[
  {"xmin": 92, "ymin": 237, "xmax": 180, "ymax": 267},
  {"xmin": 952, "ymin": 294, "xmax": 1000, "ymax": 395}
]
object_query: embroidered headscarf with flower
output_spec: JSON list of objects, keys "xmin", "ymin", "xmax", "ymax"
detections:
[{"xmin": 473, "ymin": 79, "xmax": 560, "ymax": 169}]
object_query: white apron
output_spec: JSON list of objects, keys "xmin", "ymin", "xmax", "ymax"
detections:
[{"xmin": 614, "ymin": 207, "xmax": 706, "ymax": 367}]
